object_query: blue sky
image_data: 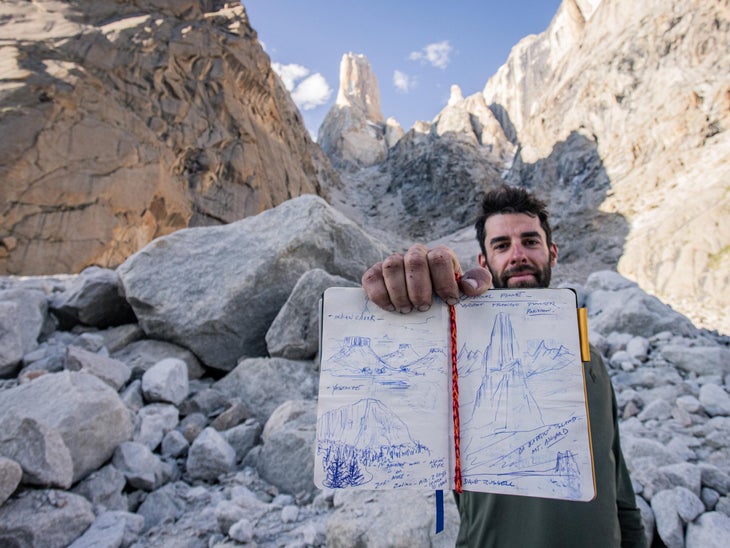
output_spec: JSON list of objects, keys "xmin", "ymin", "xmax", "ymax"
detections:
[{"xmin": 244, "ymin": 1, "xmax": 562, "ymax": 139}]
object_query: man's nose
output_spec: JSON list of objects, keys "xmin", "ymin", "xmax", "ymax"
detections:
[{"xmin": 509, "ymin": 244, "xmax": 527, "ymax": 263}]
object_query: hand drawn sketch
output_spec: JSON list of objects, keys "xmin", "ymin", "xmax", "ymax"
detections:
[{"xmin": 315, "ymin": 287, "xmax": 594, "ymax": 501}]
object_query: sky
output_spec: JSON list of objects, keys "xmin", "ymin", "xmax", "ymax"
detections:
[{"xmin": 244, "ymin": 1, "xmax": 563, "ymax": 140}]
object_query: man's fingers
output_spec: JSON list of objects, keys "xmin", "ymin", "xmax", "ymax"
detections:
[
  {"xmin": 459, "ymin": 266, "xmax": 493, "ymax": 296},
  {"xmin": 427, "ymin": 245, "xmax": 461, "ymax": 305},
  {"xmin": 361, "ymin": 262, "xmax": 395, "ymax": 311},
  {"xmin": 381, "ymin": 253, "xmax": 414, "ymax": 313},
  {"xmin": 362, "ymin": 245, "xmax": 479, "ymax": 313},
  {"xmin": 401, "ymin": 244, "xmax": 434, "ymax": 311}
]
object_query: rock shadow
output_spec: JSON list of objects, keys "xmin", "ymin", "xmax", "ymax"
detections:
[{"xmin": 490, "ymin": 105, "xmax": 629, "ymax": 283}]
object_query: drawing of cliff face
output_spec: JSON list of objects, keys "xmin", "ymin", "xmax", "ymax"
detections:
[
  {"xmin": 328, "ymin": 336, "xmax": 390, "ymax": 375},
  {"xmin": 317, "ymin": 398, "xmax": 429, "ymax": 488},
  {"xmin": 472, "ymin": 313, "xmax": 544, "ymax": 431}
]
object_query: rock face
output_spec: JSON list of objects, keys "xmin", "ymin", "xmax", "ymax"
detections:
[
  {"xmin": 481, "ymin": 0, "xmax": 730, "ymax": 332},
  {"xmin": 322, "ymin": 77, "xmax": 515, "ymax": 245},
  {"xmin": 317, "ymin": 53, "xmax": 396, "ymax": 171},
  {"xmin": 0, "ymin": 0, "xmax": 338, "ymax": 276},
  {"xmin": 319, "ymin": 0, "xmax": 729, "ymax": 334}
]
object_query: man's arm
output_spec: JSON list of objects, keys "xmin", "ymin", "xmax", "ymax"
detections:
[{"xmin": 361, "ymin": 244, "xmax": 492, "ymax": 312}]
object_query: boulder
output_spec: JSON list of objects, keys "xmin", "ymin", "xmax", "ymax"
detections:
[
  {"xmin": 214, "ymin": 357, "xmax": 318, "ymax": 423},
  {"xmin": 112, "ymin": 441, "xmax": 167, "ymax": 492},
  {"xmin": 141, "ymin": 358, "xmax": 189, "ymax": 406},
  {"xmin": 0, "ymin": 413, "xmax": 73, "ymax": 488},
  {"xmin": 68, "ymin": 510, "xmax": 144, "ymax": 548},
  {"xmin": 0, "ymin": 302, "xmax": 25, "ymax": 377},
  {"xmin": 585, "ymin": 272, "xmax": 698, "ymax": 337},
  {"xmin": 185, "ymin": 427, "xmax": 235, "ymax": 482},
  {"xmin": 0, "ymin": 288, "xmax": 47, "ymax": 354},
  {"xmin": 0, "ymin": 371, "xmax": 133, "ymax": 483},
  {"xmin": 65, "ymin": 345, "xmax": 132, "ymax": 390},
  {"xmin": 0, "ymin": 490, "xmax": 94, "ymax": 548},
  {"xmin": 0, "ymin": 457, "xmax": 22, "ymax": 507},
  {"xmin": 266, "ymin": 268, "xmax": 358, "ymax": 360},
  {"xmin": 257, "ymin": 400, "xmax": 317, "ymax": 496},
  {"xmin": 49, "ymin": 267, "xmax": 136, "ymax": 328},
  {"xmin": 118, "ymin": 195, "xmax": 387, "ymax": 370},
  {"xmin": 111, "ymin": 339, "xmax": 205, "ymax": 380},
  {"xmin": 327, "ymin": 489, "xmax": 460, "ymax": 547}
]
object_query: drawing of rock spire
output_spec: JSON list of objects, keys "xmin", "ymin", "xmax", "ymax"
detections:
[{"xmin": 473, "ymin": 312, "xmax": 544, "ymax": 431}]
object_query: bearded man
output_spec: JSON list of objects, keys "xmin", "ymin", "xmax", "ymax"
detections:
[{"xmin": 361, "ymin": 185, "xmax": 647, "ymax": 547}]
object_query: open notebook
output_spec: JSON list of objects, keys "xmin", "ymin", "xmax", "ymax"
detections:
[{"xmin": 314, "ymin": 287, "xmax": 595, "ymax": 501}]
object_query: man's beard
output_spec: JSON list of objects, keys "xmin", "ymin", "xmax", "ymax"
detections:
[{"xmin": 490, "ymin": 263, "xmax": 552, "ymax": 289}]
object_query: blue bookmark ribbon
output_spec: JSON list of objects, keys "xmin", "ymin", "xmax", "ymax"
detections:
[{"xmin": 435, "ymin": 490, "xmax": 444, "ymax": 533}]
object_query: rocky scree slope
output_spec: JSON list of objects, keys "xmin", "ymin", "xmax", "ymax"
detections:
[{"xmin": 0, "ymin": 196, "xmax": 729, "ymax": 547}]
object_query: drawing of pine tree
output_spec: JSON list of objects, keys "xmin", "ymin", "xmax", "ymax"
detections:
[
  {"xmin": 324, "ymin": 447, "xmax": 348, "ymax": 488},
  {"xmin": 347, "ymin": 453, "xmax": 365, "ymax": 486}
]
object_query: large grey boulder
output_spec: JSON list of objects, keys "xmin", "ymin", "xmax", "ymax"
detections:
[
  {"xmin": 0, "ymin": 489, "xmax": 95, "ymax": 548},
  {"xmin": 141, "ymin": 358, "xmax": 189, "ymax": 406},
  {"xmin": 257, "ymin": 400, "xmax": 317, "ymax": 496},
  {"xmin": 118, "ymin": 195, "xmax": 387, "ymax": 370},
  {"xmin": 266, "ymin": 268, "xmax": 358, "ymax": 360},
  {"xmin": 660, "ymin": 345, "xmax": 730, "ymax": 376},
  {"xmin": 585, "ymin": 271, "xmax": 698, "ymax": 337},
  {"xmin": 214, "ymin": 357, "xmax": 318, "ymax": 423},
  {"xmin": 0, "ymin": 371, "xmax": 133, "ymax": 483}
]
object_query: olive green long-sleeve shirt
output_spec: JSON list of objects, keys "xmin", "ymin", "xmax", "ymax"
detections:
[{"xmin": 454, "ymin": 349, "xmax": 647, "ymax": 547}]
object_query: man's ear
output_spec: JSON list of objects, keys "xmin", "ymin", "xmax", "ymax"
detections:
[
  {"xmin": 478, "ymin": 254, "xmax": 487, "ymax": 268},
  {"xmin": 549, "ymin": 243, "xmax": 558, "ymax": 267}
]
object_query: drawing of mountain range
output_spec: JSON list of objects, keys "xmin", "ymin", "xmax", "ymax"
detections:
[
  {"xmin": 382, "ymin": 343, "xmax": 421, "ymax": 368},
  {"xmin": 327, "ymin": 336, "xmax": 446, "ymax": 378},
  {"xmin": 457, "ymin": 343, "xmax": 483, "ymax": 375},
  {"xmin": 525, "ymin": 340, "xmax": 575, "ymax": 376}
]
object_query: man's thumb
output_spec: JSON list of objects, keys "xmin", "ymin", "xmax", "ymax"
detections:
[{"xmin": 459, "ymin": 267, "xmax": 492, "ymax": 295}]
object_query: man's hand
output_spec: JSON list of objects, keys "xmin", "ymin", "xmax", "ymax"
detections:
[{"xmin": 361, "ymin": 244, "xmax": 492, "ymax": 313}]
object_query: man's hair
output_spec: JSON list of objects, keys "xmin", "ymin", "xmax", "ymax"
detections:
[{"xmin": 474, "ymin": 185, "xmax": 553, "ymax": 257}]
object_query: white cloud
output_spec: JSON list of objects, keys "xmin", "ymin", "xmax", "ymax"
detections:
[
  {"xmin": 271, "ymin": 62, "xmax": 309, "ymax": 92},
  {"xmin": 272, "ymin": 63, "xmax": 332, "ymax": 111},
  {"xmin": 291, "ymin": 73, "xmax": 332, "ymax": 110},
  {"xmin": 409, "ymin": 40, "xmax": 453, "ymax": 69},
  {"xmin": 393, "ymin": 70, "xmax": 414, "ymax": 93}
]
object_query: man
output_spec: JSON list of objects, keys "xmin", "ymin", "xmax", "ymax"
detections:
[{"xmin": 362, "ymin": 186, "xmax": 647, "ymax": 547}]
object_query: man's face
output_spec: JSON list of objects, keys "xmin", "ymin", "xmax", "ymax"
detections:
[{"xmin": 478, "ymin": 213, "xmax": 558, "ymax": 289}]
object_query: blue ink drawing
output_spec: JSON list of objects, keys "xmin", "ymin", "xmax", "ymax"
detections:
[
  {"xmin": 457, "ymin": 306, "xmax": 588, "ymax": 499},
  {"xmin": 317, "ymin": 398, "xmax": 430, "ymax": 488},
  {"xmin": 316, "ymin": 287, "xmax": 592, "ymax": 499}
]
